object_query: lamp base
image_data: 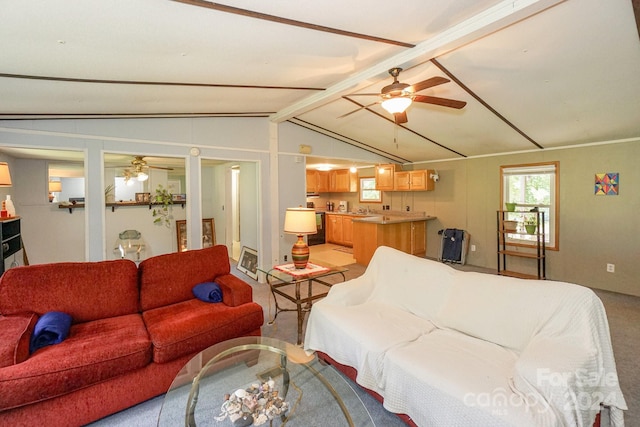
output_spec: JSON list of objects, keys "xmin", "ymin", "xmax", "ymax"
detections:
[{"xmin": 291, "ymin": 235, "xmax": 309, "ymax": 269}]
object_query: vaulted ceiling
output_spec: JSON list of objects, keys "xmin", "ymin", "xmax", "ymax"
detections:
[{"xmin": 1, "ymin": 0, "xmax": 639, "ymax": 164}]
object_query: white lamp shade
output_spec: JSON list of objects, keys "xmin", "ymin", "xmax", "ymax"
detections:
[
  {"xmin": 0, "ymin": 162, "xmax": 12, "ymax": 187},
  {"xmin": 381, "ymin": 97, "xmax": 412, "ymax": 114},
  {"xmin": 136, "ymin": 172, "xmax": 149, "ymax": 182},
  {"xmin": 284, "ymin": 208, "xmax": 317, "ymax": 235},
  {"xmin": 48, "ymin": 181, "xmax": 62, "ymax": 192}
]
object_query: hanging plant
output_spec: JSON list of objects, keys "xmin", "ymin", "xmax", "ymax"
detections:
[{"xmin": 152, "ymin": 184, "xmax": 174, "ymax": 227}]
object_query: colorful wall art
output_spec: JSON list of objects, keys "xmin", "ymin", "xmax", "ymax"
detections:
[{"xmin": 595, "ymin": 173, "xmax": 619, "ymax": 195}]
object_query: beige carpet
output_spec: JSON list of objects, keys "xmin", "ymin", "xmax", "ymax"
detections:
[{"xmin": 233, "ymin": 260, "xmax": 639, "ymax": 426}]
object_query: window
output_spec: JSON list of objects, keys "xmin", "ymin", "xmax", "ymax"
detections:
[
  {"xmin": 500, "ymin": 162, "xmax": 559, "ymax": 250},
  {"xmin": 359, "ymin": 177, "xmax": 381, "ymax": 203}
]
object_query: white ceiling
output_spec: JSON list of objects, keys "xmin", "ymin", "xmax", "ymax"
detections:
[{"xmin": 1, "ymin": 0, "xmax": 639, "ymax": 164}]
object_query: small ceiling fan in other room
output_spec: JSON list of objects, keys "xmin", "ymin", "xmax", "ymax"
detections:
[
  {"xmin": 340, "ymin": 67, "xmax": 467, "ymax": 124},
  {"xmin": 119, "ymin": 156, "xmax": 174, "ymax": 184}
]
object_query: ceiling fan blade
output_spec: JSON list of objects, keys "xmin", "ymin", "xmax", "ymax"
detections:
[
  {"xmin": 413, "ymin": 95, "xmax": 467, "ymax": 109},
  {"xmin": 147, "ymin": 165, "xmax": 174, "ymax": 171},
  {"xmin": 394, "ymin": 112, "xmax": 408, "ymax": 124},
  {"xmin": 408, "ymin": 76, "xmax": 450, "ymax": 93},
  {"xmin": 337, "ymin": 102, "xmax": 379, "ymax": 119}
]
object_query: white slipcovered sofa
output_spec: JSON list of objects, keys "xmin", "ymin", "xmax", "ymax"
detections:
[{"xmin": 304, "ymin": 246, "xmax": 627, "ymax": 427}]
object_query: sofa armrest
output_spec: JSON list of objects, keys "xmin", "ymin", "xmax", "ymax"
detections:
[
  {"xmin": 322, "ymin": 275, "xmax": 375, "ymax": 306},
  {"xmin": 215, "ymin": 274, "xmax": 253, "ymax": 307},
  {"xmin": 0, "ymin": 313, "xmax": 39, "ymax": 367},
  {"xmin": 514, "ymin": 336, "xmax": 626, "ymax": 427}
]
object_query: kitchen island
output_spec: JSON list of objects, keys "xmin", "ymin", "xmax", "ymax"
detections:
[{"xmin": 352, "ymin": 214, "xmax": 437, "ymax": 266}]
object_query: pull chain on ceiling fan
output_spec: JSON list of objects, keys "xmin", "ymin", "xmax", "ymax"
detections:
[{"xmin": 339, "ymin": 67, "xmax": 467, "ymax": 124}]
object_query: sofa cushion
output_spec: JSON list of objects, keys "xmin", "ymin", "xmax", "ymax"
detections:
[
  {"xmin": 381, "ymin": 330, "xmax": 534, "ymax": 427},
  {"xmin": 139, "ymin": 245, "xmax": 233, "ymax": 311},
  {"xmin": 305, "ymin": 300, "xmax": 436, "ymax": 394},
  {"xmin": 365, "ymin": 246, "xmax": 457, "ymax": 321},
  {"xmin": 437, "ymin": 272, "xmax": 591, "ymax": 353},
  {"xmin": 0, "ymin": 313, "xmax": 38, "ymax": 367},
  {"xmin": 142, "ymin": 298, "xmax": 264, "ymax": 364},
  {"xmin": 0, "ymin": 314, "xmax": 151, "ymax": 411},
  {"xmin": 0, "ymin": 260, "xmax": 139, "ymax": 322}
]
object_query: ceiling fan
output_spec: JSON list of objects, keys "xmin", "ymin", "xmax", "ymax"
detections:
[
  {"xmin": 119, "ymin": 156, "xmax": 173, "ymax": 184},
  {"xmin": 340, "ymin": 68, "xmax": 467, "ymax": 124}
]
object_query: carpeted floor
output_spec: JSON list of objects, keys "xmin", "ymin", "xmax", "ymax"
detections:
[{"xmin": 89, "ymin": 260, "xmax": 639, "ymax": 426}]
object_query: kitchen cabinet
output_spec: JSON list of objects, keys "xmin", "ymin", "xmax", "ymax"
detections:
[
  {"xmin": 330, "ymin": 169, "xmax": 357, "ymax": 193},
  {"xmin": 375, "ymin": 164, "xmax": 398, "ymax": 191},
  {"xmin": 394, "ymin": 170, "xmax": 435, "ymax": 191},
  {"xmin": 326, "ymin": 213, "xmax": 355, "ymax": 247},
  {"xmin": 306, "ymin": 170, "xmax": 330, "ymax": 193},
  {"xmin": 353, "ymin": 218, "xmax": 429, "ymax": 265}
]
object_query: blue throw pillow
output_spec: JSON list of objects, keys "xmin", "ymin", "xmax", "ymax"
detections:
[
  {"xmin": 30, "ymin": 311, "xmax": 72, "ymax": 354},
  {"xmin": 193, "ymin": 282, "xmax": 223, "ymax": 303}
]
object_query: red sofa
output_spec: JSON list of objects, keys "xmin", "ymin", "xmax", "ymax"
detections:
[{"xmin": 0, "ymin": 245, "xmax": 264, "ymax": 426}]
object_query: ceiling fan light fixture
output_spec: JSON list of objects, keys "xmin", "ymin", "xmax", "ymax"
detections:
[
  {"xmin": 136, "ymin": 171, "xmax": 148, "ymax": 182},
  {"xmin": 381, "ymin": 97, "xmax": 412, "ymax": 114}
]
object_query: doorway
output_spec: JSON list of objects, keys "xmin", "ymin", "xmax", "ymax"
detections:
[{"xmin": 227, "ymin": 166, "xmax": 241, "ymax": 260}]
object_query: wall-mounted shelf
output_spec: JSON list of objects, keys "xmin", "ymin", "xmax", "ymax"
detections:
[{"xmin": 59, "ymin": 201, "xmax": 186, "ymax": 214}]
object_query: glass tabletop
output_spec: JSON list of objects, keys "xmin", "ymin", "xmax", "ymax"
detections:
[
  {"xmin": 258, "ymin": 261, "xmax": 348, "ymax": 284},
  {"xmin": 158, "ymin": 336, "xmax": 374, "ymax": 427}
]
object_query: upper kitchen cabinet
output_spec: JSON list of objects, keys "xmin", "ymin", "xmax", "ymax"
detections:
[
  {"xmin": 330, "ymin": 169, "xmax": 357, "ymax": 193},
  {"xmin": 307, "ymin": 169, "xmax": 356, "ymax": 193},
  {"xmin": 306, "ymin": 170, "xmax": 330, "ymax": 193},
  {"xmin": 375, "ymin": 164, "xmax": 399, "ymax": 191},
  {"xmin": 394, "ymin": 170, "xmax": 435, "ymax": 191}
]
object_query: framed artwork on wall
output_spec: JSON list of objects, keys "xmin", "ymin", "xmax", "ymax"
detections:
[
  {"xmin": 237, "ymin": 246, "xmax": 258, "ymax": 280},
  {"xmin": 176, "ymin": 218, "xmax": 216, "ymax": 252}
]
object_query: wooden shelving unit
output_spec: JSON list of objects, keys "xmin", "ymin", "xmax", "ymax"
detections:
[{"xmin": 497, "ymin": 210, "xmax": 545, "ymax": 280}]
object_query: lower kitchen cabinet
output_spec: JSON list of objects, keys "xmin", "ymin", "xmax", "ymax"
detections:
[
  {"xmin": 353, "ymin": 219, "xmax": 427, "ymax": 266},
  {"xmin": 326, "ymin": 214, "xmax": 355, "ymax": 247}
]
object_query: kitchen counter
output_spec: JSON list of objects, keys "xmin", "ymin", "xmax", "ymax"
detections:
[
  {"xmin": 352, "ymin": 214, "xmax": 436, "ymax": 224},
  {"xmin": 352, "ymin": 214, "xmax": 437, "ymax": 265}
]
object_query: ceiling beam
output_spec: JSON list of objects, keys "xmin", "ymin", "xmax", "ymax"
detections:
[
  {"xmin": 342, "ymin": 97, "xmax": 467, "ymax": 158},
  {"xmin": 171, "ymin": 0, "xmax": 413, "ymax": 47},
  {"xmin": 270, "ymin": 0, "xmax": 566, "ymax": 123},
  {"xmin": 633, "ymin": 0, "xmax": 640, "ymax": 40},
  {"xmin": 0, "ymin": 73, "xmax": 322, "ymax": 91},
  {"xmin": 431, "ymin": 59, "xmax": 543, "ymax": 150}
]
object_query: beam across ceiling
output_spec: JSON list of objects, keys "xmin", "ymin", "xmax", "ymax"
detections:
[{"xmin": 270, "ymin": 0, "xmax": 566, "ymax": 123}]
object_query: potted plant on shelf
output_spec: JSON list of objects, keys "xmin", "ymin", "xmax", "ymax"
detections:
[
  {"xmin": 151, "ymin": 184, "xmax": 173, "ymax": 227},
  {"xmin": 524, "ymin": 215, "xmax": 537, "ymax": 234},
  {"xmin": 104, "ymin": 184, "xmax": 115, "ymax": 204}
]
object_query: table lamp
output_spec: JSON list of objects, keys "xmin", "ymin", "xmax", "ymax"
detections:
[
  {"xmin": 283, "ymin": 207, "xmax": 317, "ymax": 269},
  {"xmin": 0, "ymin": 163, "xmax": 11, "ymax": 187},
  {"xmin": 48, "ymin": 180, "xmax": 62, "ymax": 203}
]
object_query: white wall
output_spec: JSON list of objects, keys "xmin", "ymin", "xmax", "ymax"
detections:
[{"xmin": 0, "ymin": 117, "xmax": 395, "ymax": 273}]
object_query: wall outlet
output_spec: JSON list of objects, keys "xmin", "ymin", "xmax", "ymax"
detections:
[
  {"xmin": 284, "ymin": 255, "xmax": 288, "ymax": 262},
  {"xmin": 471, "ymin": 244, "xmax": 476, "ymax": 252},
  {"xmin": 606, "ymin": 263, "xmax": 615, "ymax": 273}
]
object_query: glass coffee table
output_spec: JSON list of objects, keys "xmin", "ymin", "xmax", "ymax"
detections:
[
  {"xmin": 157, "ymin": 336, "xmax": 374, "ymax": 426},
  {"xmin": 259, "ymin": 262, "xmax": 348, "ymax": 345}
]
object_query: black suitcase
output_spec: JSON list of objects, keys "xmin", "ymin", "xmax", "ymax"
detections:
[{"xmin": 438, "ymin": 228, "xmax": 470, "ymax": 265}]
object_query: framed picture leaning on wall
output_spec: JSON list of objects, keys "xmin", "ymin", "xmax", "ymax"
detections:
[
  {"xmin": 237, "ymin": 246, "xmax": 258, "ymax": 280},
  {"xmin": 176, "ymin": 218, "xmax": 215, "ymax": 252}
]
